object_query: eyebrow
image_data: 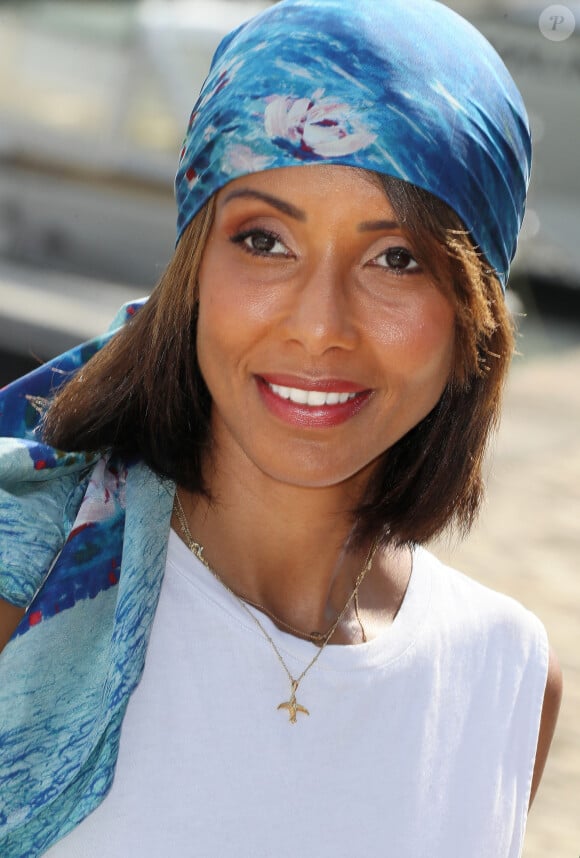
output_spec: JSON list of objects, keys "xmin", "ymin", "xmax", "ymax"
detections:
[
  {"xmin": 222, "ymin": 190, "xmax": 401, "ymax": 232},
  {"xmin": 358, "ymin": 220, "xmax": 401, "ymax": 232},
  {"xmin": 222, "ymin": 189, "xmax": 307, "ymax": 221}
]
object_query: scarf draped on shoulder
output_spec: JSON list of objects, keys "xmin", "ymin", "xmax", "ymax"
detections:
[{"xmin": 0, "ymin": 300, "xmax": 175, "ymax": 857}]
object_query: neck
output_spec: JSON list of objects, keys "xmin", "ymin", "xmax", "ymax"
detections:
[
  {"xmin": 175, "ymin": 453, "xmax": 378, "ymax": 636},
  {"xmin": 173, "ymin": 447, "xmax": 411, "ymax": 644}
]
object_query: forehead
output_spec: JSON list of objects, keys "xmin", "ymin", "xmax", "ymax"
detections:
[{"xmin": 215, "ymin": 165, "xmax": 395, "ymax": 215}]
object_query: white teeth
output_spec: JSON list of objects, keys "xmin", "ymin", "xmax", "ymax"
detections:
[
  {"xmin": 307, "ymin": 390, "xmax": 327, "ymax": 406},
  {"xmin": 268, "ymin": 383, "xmax": 359, "ymax": 406}
]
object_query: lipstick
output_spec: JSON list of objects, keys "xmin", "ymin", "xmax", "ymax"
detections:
[{"xmin": 256, "ymin": 374, "xmax": 372, "ymax": 428}]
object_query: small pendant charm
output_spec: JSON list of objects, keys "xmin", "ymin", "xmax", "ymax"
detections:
[
  {"xmin": 277, "ymin": 680, "xmax": 309, "ymax": 723},
  {"xmin": 190, "ymin": 541, "xmax": 208, "ymax": 567}
]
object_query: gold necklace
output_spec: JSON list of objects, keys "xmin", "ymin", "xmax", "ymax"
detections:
[
  {"xmin": 174, "ymin": 492, "xmax": 368, "ymax": 644},
  {"xmin": 174, "ymin": 491, "xmax": 377, "ymax": 723},
  {"xmin": 213, "ymin": 579, "xmax": 368, "ymax": 645}
]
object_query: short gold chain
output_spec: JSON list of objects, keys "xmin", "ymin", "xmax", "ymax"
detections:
[{"xmin": 173, "ymin": 490, "xmax": 377, "ymax": 722}]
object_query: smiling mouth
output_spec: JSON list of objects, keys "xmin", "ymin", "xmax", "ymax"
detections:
[{"xmin": 267, "ymin": 383, "xmax": 361, "ymax": 406}]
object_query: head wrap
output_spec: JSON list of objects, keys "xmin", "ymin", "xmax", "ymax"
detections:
[{"xmin": 175, "ymin": 0, "xmax": 531, "ymax": 289}]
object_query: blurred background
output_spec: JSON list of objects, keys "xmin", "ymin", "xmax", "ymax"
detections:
[
  {"xmin": 0, "ymin": 0, "xmax": 578, "ymax": 854},
  {"xmin": 0, "ymin": 0, "xmax": 579, "ymax": 373}
]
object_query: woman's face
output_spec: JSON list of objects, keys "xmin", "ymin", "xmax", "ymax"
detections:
[{"xmin": 196, "ymin": 165, "xmax": 455, "ymax": 491}]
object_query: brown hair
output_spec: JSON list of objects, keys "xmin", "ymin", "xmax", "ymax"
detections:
[{"xmin": 42, "ymin": 174, "xmax": 514, "ymax": 547}]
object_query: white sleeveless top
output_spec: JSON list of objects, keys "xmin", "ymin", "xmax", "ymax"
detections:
[{"xmin": 46, "ymin": 530, "xmax": 548, "ymax": 857}]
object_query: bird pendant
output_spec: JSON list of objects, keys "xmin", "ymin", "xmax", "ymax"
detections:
[{"xmin": 278, "ymin": 681, "xmax": 310, "ymax": 723}]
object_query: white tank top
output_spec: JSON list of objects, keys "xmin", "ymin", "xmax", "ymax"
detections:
[{"xmin": 46, "ymin": 530, "xmax": 548, "ymax": 857}]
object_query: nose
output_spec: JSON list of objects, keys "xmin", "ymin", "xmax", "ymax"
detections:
[{"xmin": 282, "ymin": 259, "xmax": 358, "ymax": 356}]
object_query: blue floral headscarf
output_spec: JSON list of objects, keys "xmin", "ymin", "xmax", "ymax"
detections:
[{"xmin": 175, "ymin": 0, "xmax": 532, "ymax": 289}]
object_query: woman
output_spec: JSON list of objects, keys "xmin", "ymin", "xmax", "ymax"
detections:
[{"xmin": 0, "ymin": 0, "xmax": 561, "ymax": 855}]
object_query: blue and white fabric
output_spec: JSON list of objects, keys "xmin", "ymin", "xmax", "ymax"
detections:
[
  {"xmin": 176, "ymin": 0, "xmax": 532, "ymax": 288},
  {"xmin": 0, "ymin": 302, "xmax": 176, "ymax": 856}
]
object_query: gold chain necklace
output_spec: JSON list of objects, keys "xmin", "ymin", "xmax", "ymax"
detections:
[
  {"xmin": 173, "ymin": 491, "xmax": 377, "ymax": 723},
  {"xmin": 173, "ymin": 493, "xmax": 369, "ymax": 644}
]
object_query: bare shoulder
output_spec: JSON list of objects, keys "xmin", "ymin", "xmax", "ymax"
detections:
[
  {"xmin": 529, "ymin": 645, "xmax": 563, "ymax": 808},
  {"xmin": 0, "ymin": 598, "xmax": 26, "ymax": 655}
]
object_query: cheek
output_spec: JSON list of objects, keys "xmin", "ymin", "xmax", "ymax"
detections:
[
  {"xmin": 376, "ymin": 296, "xmax": 456, "ymax": 383},
  {"xmin": 196, "ymin": 260, "xmax": 230, "ymax": 386},
  {"xmin": 412, "ymin": 314, "xmax": 455, "ymax": 386},
  {"xmin": 196, "ymin": 257, "xmax": 266, "ymax": 394},
  {"xmin": 197, "ymin": 248, "xmax": 241, "ymax": 347},
  {"xmin": 198, "ymin": 248, "xmax": 272, "ymax": 338},
  {"xmin": 196, "ymin": 298, "xmax": 238, "ymax": 388},
  {"xmin": 369, "ymin": 303, "xmax": 456, "ymax": 446}
]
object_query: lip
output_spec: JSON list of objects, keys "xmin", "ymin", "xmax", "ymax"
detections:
[
  {"xmin": 256, "ymin": 375, "xmax": 373, "ymax": 428},
  {"xmin": 259, "ymin": 373, "xmax": 366, "ymax": 393}
]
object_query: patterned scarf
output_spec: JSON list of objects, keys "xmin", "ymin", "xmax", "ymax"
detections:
[
  {"xmin": 176, "ymin": 0, "xmax": 531, "ymax": 288},
  {"xmin": 0, "ymin": 302, "xmax": 175, "ymax": 855}
]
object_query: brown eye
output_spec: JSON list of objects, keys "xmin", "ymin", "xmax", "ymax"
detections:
[
  {"xmin": 249, "ymin": 232, "xmax": 278, "ymax": 252},
  {"xmin": 368, "ymin": 244, "xmax": 420, "ymax": 274},
  {"xmin": 382, "ymin": 247, "xmax": 418, "ymax": 271},
  {"xmin": 231, "ymin": 229, "xmax": 289, "ymax": 257}
]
